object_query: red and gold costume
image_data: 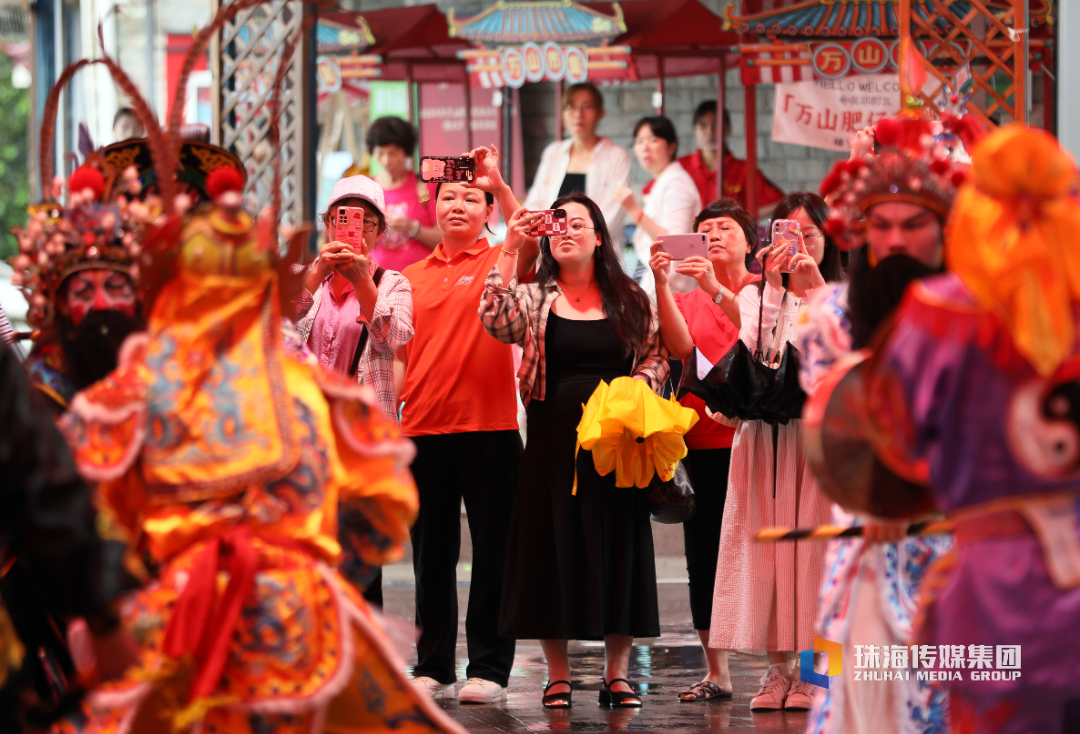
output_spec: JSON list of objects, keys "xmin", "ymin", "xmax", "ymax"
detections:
[{"xmin": 53, "ymin": 193, "xmax": 464, "ymax": 734}]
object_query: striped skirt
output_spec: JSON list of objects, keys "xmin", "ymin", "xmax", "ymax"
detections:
[{"xmin": 708, "ymin": 417, "xmax": 831, "ymax": 654}]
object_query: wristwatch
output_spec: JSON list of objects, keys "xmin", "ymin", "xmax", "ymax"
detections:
[{"xmin": 713, "ymin": 284, "xmax": 725, "ymax": 306}]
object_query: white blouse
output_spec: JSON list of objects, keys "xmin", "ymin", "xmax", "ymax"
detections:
[
  {"xmin": 632, "ymin": 161, "xmax": 702, "ymax": 295},
  {"xmin": 524, "ymin": 137, "xmax": 632, "ymax": 248}
]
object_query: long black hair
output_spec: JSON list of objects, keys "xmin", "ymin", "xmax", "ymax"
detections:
[
  {"xmin": 535, "ymin": 191, "xmax": 652, "ymax": 359},
  {"xmin": 772, "ymin": 192, "xmax": 846, "ymax": 282}
]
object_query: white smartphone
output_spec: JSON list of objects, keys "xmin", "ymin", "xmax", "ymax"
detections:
[{"xmin": 657, "ymin": 233, "xmax": 708, "ymax": 260}]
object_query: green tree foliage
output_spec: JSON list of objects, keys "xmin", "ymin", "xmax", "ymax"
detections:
[{"xmin": 0, "ymin": 52, "xmax": 28, "ymax": 262}]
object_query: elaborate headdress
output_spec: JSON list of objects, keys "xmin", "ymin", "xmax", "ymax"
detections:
[
  {"xmin": 95, "ymin": 137, "xmax": 246, "ymax": 202},
  {"xmin": 10, "ymin": 53, "xmax": 164, "ymax": 330},
  {"xmin": 946, "ymin": 125, "xmax": 1080, "ymax": 376},
  {"xmin": 819, "ymin": 115, "xmax": 975, "ymax": 250},
  {"xmin": 10, "ymin": 167, "xmax": 151, "ymax": 328}
]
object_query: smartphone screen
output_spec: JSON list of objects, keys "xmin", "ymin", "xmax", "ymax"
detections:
[
  {"xmin": 657, "ymin": 233, "xmax": 708, "ymax": 260},
  {"xmin": 335, "ymin": 206, "xmax": 367, "ymax": 248},
  {"xmin": 420, "ymin": 156, "xmax": 475, "ymax": 183},
  {"xmin": 528, "ymin": 209, "xmax": 568, "ymax": 237},
  {"xmin": 771, "ymin": 219, "xmax": 800, "ymax": 273}
]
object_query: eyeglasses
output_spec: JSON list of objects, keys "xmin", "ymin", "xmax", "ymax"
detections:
[
  {"xmin": 564, "ymin": 104, "xmax": 597, "ymax": 114},
  {"xmin": 565, "ymin": 223, "xmax": 596, "ymax": 238}
]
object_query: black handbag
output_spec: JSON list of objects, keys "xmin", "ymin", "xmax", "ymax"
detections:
[
  {"xmin": 683, "ymin": 279, "xmax": 806, "ymax": 425},
  {"xmin": 647, "ymin": 462, "xmax": 695, "ymax": 524}
]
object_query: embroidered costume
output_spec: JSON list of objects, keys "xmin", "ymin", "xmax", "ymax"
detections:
[{"xmin": 51, "ymin": 169, "xmax": 464, "ymax": 734}]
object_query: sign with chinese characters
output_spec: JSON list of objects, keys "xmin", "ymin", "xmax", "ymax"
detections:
[
  {"xmin": 772, "ymin": 74, "xmax": 901, "ymax": 153},
  {"xmin": 851, "ymin": 644, "xmax": 1022, "ymax": 683},
  {"xmin": 464, "ymin": 44, "xmax": 592, "ymax": 89}
]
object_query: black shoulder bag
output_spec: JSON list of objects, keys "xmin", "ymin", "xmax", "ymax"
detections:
[{"xmin": 347, "ymin": 266, "xmax": 385, "ymax": 378}]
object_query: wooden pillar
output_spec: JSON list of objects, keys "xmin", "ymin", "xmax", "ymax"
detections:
[
  {"xmin": 1014, "ymin": 0, "xmax": 1028, "ymax": 123},
  {"xmin": 464, "ymin": 74, "xmax": 473, "ymax": 152},
  {"xmin": 744, "ymin": 82, "xmax": 758, "ymax": 216},
  {"xmin": 716, "ymin": 60, "xmax": 725, "ymax": 203}
]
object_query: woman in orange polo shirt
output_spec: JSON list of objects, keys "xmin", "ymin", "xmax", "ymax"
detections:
[{"xmin": 398, "ymin": 146, "xmax": 539, "ymax": 705}]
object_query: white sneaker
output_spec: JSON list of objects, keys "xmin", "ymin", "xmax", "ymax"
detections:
[
  {"xmin": 412, "ymin": 676, "xmax": 453, "ymax": 699},
  {"xmin": 784, "ymin": 679, "xmax": 817, "ymax": 710},
  {"xmin": 457, "ymin": 677, "xmax": 507, "ymax": 704},
  {"xmin": 749, "ymin": 667, "xmax": 791, "ymax": 711}
]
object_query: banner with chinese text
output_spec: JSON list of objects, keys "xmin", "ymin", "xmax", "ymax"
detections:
[{"xmin": 772, "ymin": 74, "xmax": 900, "ymax": 153}]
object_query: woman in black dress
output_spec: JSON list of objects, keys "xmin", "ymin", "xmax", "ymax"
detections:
[{"xmin": 480, "ymin": 192, "xmax": 669, "ymax": 708}]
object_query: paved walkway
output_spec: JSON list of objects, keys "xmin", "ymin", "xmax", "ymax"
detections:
[{"xmin": 381, "ymin": 563, "xmax": 811, "ymax": 733}]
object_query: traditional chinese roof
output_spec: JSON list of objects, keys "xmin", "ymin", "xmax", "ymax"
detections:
[
  {"xmin": 447, "ymin": 1, "xmax": 626, "ymax": 45},
  {"xmin": 317, "ymin": 14, "xmax": 376, "ymax": 55},
  {"xmin": 726, "ymin": 0, "xmax": 1053, "ymax": 38}
]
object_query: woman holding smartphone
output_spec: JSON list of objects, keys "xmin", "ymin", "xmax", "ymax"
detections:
[
  {"xmin": 699, "ymin": 205, "xmax": 831, "ymax": 712},
  {"xmin": 482, "ymin": 192, "xmax": 667, "ymax": 710},
  {"xmin": 648, "ymin": 198, "xmax": 760, "ymax": 702},
  {"xmin": 399, "ymin": 146, "xmax": 539, "ymax": 705},
  {"xmin": 295, "ymin": 175, "xmax": 415, "ymax": 608}
]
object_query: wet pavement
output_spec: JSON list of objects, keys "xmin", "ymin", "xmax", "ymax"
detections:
[{"xmin": 381, "ymin": 565, "xmax": 810, "ymax": 733}]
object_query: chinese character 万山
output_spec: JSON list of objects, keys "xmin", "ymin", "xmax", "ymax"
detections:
[
  {"xmin": 854, "ymin": 645, "xmax": 880, "ymax": 669},
  {"xmin": 817, "ymin": 108, "xmax": 839, "ymax": 131},
  {"xmin": 997, "ymin": 645, "xmax": 1021, "ymax": 669},
  {"xmin": 968, "ymin": 645, "xmax": 994, "ymax": 669}
]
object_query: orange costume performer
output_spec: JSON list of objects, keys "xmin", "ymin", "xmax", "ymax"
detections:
[
  {"xmin": 44, "ymin": 3, "xmax": 465, "ymax": 725},
  {"xmin": 52, "ymin": 169, "xmax": 466, "ymax": 734}
]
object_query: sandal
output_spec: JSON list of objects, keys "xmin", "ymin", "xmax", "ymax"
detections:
[
  {"xmin": 678, "ymin": 680, "xmax": 732, "ymax": 702},
  {"xmin": 542, "ymin": 680, "xmax": 572, "ymax": 709},
  {"xmin": 598, "ymin": 678, "xmax": 642, "ymax": 708}
]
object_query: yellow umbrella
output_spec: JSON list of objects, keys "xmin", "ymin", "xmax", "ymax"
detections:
[{"xmin": 574, "ymin": 377, "xmax": 699, "ymax": 494}]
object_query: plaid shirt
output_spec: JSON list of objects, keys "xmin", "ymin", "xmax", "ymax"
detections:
[
  {"xmin": 479, "ymin": 264, "xmax": 669, "ymax": 407},
  {"xmin": 295, "ymin": 264, "xmax": 413, "ymax": 421}
]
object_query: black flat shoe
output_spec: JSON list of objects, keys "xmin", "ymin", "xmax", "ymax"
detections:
[
  {"xmin": 542, "ymin": 680, "xmax": 572, "ymax": 708},
  {"xmin": 598, "ymin": 678, "xmax": 642, "ymax": 708}
]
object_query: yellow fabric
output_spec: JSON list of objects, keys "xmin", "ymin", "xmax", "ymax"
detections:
[
  {"xmin": 946, "ymin": 124, "xmax": 1080, "ymax": 375},
  {"xmin": 138, "ymin": 269, "xmax": 300, "ymax": 502},
  {"xmin": 574, "ymin": 376, "xmax": 699, "ymax": 492}
]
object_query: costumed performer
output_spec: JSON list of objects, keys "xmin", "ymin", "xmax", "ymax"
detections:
[
  {"xmin": 51, "ymin": 168, "xmax": 467, "ymax": 734},
  {"xmin": 864, "ymin": 125, "xmax": 1080, "ymax": 734},
  {"xmin": 797, "ymin": 114, "xmax": 972, "ymax": 734}
]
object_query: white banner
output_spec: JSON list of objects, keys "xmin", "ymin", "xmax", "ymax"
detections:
[{"xmin": 772, "ymin": 74, "xmax": 900, "ymax": 152}]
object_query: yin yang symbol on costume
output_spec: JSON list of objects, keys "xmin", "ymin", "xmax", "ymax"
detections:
[{"xmin": 1008, "ymin": 376, "xmax": 1080, "ymax": 478}]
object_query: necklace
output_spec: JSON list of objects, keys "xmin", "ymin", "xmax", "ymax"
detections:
[{"xmin": 559, "ymin": 280, "xmax": 595, "ymax": 303}]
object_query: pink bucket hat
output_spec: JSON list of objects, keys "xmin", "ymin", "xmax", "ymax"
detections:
[{"xmin": 327, "ymin": 174, "xmax": 386, "ymax": 217}]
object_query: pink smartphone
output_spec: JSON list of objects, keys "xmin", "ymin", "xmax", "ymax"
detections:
[
  {"xmin": 657, "ymin": 233, "xmax": 707, "ymax": 260},
  {"xmin": 528, "ymin": 209, "xmax": 568, "ymax": 237},
  {"xmin": 771, "ymin": 219, "xmax": 801, "ymax": 273},
  {"xmin": 335, "ymin": 206, "xmax": 368, "ymax": 248},
  {"xmin": 420, "ymin": 156, "xmax": 475, "ymax": 183}
]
